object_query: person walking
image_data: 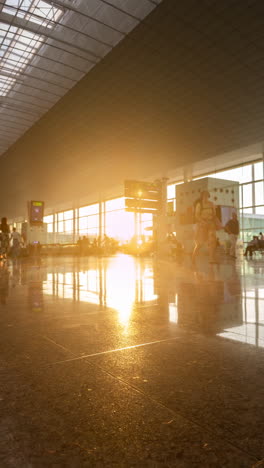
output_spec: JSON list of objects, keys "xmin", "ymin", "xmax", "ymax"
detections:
[
  {"xmin": 0, "ymin": 217, "xmax": 10, "ymax": 261},
  {"xmin": 225, "ymin": 211, "xmax": 240, "ymax": 258},
  {"xmin": 192, "ymin": 190, "xmax": 221, "ymax": 263}
]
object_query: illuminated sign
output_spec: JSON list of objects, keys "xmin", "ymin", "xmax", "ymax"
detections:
[
  {"xmin": 124, "ymin": 180, "xmax": 161, "ymax": 214},
  {"xmin": 29, "ymin": 201, "xmax": 44, "ymax": 224}
]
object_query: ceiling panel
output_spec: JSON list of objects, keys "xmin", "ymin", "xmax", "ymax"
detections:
[{"xmin": 0, "ymin": 0, "xmax": 162, "ymax": 155}]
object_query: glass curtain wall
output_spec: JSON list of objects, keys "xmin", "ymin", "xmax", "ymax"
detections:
[
  {"xmin": 167, "ymin": 160, "xmax": 264, "ymax": 243},
  {"xmin": 56, "ymin": 210, "xmax": 74, "ymax": 243},
  {"xmin": 78, "ymin": 203, "xmax": 99, "ymax": 240},
  {"xmin": 104, "ymin": 198, "xmax": 153, "ymax": 242},
  {"xmin": 43, "ymin": 214, "xmax": 54, "ymax": 243},
  {"xmin": 43, "ymin": 159, "xmax": 263, "ymax": 245},
  {"xmin": 104, "ymin": 198, "xmax": 134, "ymax": 242}
]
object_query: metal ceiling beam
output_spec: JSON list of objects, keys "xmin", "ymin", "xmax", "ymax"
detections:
[
  {"xmin": 0, "ymin": 131, "xmax": 21, "ymax": 139},
  {"xmin": 1, "ymin": 54, "xmax": 82, "ymax": 83},
  {"xmin": 98, "ymin": 0, "xmax": 141, "ymax": 22},
  {"xmin": 0, "ymin": 102, "xmax": 41, "ymax": 118},
  {"xmin": 0, "ymin": 103, "xmax": 39, "ymax": 122},
  {"xmin": 0, "ymin": 1, "xmax": 115, "ymax": 49},
  {"xmin": 0, "ymin": 117, "xmax": 29, "ymax": 130},
  {"xmin": 0, "ymin": 114, "xmax": 28, "ymax": 126},
  {"xmin": 0, "ymin": 135, "xmax": 15, "ymax": 142},
  {"xmin": 0, "ymin": 66, "xmax": 70, "ymax": 91},
  {"xmin": 0, "ymin": 31, "xmax": 88, "ymax": 73},
  {"xmin": 0, "ymin": 112, "xmax": 36, "ymax": 125},
  {"xmin": 45, "ymin": 0, "xmax": 126, "ymax": 35},
  {"xmin": 0, "ymin": 127, "xmax": 28, "ymax": 136},
  {"xmin": 0, "ymin": 76, "xmax": 63, "ymax": 99},
  {"xmin": 6, "ymin": 86, "xmax": 56, "ymax": 105},
  {"xmin": 0, "ymin": 68, "xmax": 68, "ymax": 94},
  {"xmin": 0, "ymin": 125, "xmax": 22, "ymax": 135},
  {"xmin": 0, "ymin": 96, "xmax": 49, "ymax": 111},
  {"xmin": 147, "ymin": 0, "xmax": 159, "ymax": 5},
  {"xmin": 0, "ymin": 26, "xmax": 97, "ymax": 66},
  {"xmin": 0, "ymin": 11, "xmax": 104, "ymax": 60}
]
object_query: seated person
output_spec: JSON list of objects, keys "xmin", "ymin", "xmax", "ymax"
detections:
[
  {"xmin": 244, "ymin": 236, "xmax": 259, "ymax": 257},
  {"xmin": 259, "ymin": 232, "xmax": 264, "ymax": 248}
]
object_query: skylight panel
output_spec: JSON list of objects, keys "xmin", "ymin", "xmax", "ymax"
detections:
[
  {"xmin": 0, "ymin": 22, "xmax": 44, "ymax": 72},
  {"xmin": 0, "ymin": 74, "xmax": 16, "ymax": 96},
  {"xmin": 0, "ymin": 1, "xmax": 63, "ymax": 100},
  {"xmin": 3, "ymin": 0, "xmax": 63, "ymax": 29}
]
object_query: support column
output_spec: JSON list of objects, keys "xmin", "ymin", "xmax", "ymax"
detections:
[
  {"xmin": 252, "ymin": 164, "xmax": 255, "ymax": 214},
  {"xmin": 99, "ymin": 196, "xmax": 103, "ymax": 245},
  {"xmin": 73, "ymin": 207, "xmax": 76, "ymax": 243},
  {"xmin": 53, "ymin": 211, "xmax": 56, "ymax": 244},
  {"xmin": 156, "ymin": 177, "xmax": 169, "ymax": 255}
]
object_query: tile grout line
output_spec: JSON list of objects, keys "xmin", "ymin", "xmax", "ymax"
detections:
[
  {"xmin": 40, "ymin": 336, "xmax": 181, "ymax": 368},
  {"xmin": 39, "ymin": 332, "xmax": 260, "ymax": 461},
  {"xmin": 84, "ymin": 358, "xmax": 259, "ymax": 464}
]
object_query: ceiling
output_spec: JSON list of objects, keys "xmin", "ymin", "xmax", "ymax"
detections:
[
  {"xmin": 0, "ymin": 0, "xmax": 162, "ymax": 156},
  {"xmin": 2, "ymin": 0, "xmax": 264, "ymax": 218}
]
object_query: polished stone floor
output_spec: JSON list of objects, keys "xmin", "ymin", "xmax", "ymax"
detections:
[{"xmin": 0, "ymin": 253, "xmax": 264, "ymax": 467}]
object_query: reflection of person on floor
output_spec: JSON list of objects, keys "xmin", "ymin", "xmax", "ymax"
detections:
[
  {"xmin": 11, "ymin": 227, "xmax": 22, "ymax": 258},
  {"xmin": 225, "ymin": 212, "xmax": 239, "ymax": 258},
  {"xmin": 168, "ymin": 234, "xmax": 183, "ymax": 261},
  {"xmin": 244, "ymin": 236, "xmax": 259, "ymax": 258},
  {"xmin": 192, "ymin": 190, "xmax": 221, "ymax": 263},
  {"xmin": 0, "ymin": 265, "xmax": 9, "ymax": 305},
  {"xmin": 0, "ymin": 217, "xmax": 10, "ymax": 260}
]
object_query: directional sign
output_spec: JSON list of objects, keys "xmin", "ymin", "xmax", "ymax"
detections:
[
  {"xmin": 124, "ymin": 180, "xmax": 161, "ymax": 200},
  {"xmin": 124, "ymin": 180, "xmax": 161, "ymax": 214},
  {"xmin": 125, "ymin": 199, "xmax": 160, "ymax": 210}
]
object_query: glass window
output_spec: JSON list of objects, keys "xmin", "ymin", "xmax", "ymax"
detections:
[
  {"xmin": 255, "ymin": 206, "xmax": 264, "ymax": 215},
  {"xmin": 87, "ymin": 226, "xmax": 99, "ymax": 236},
  {"xmin": 105, "ymin": 198, "xmax": 125, "ymax": 211},
  {"xmin": 254, "ymin": 182, "xmax": 264, "ymax": 206},
  {"xmin": 211, "ymin": 164, "xmax": 253, "ymax": 183},
  {"xmin": 58, "ymin": 221, "xmax": 64, "ymax": 233},
  {"xmin": 64, "ymin": 220, "xmax": 73, "ymax": 232},
  {"xmin": 242, "ymin": 207, "xmax": 254, "ymax": 214},
  {"xmin": 167, "ymin": 184, "xmax": 176, "ymax": 200},
  {"xmin": 63, "ymin": 210, "xmax": 73, "ymax": 220},
  {"xmin": 79, "ymin": 204, "xmax": 99, "ymax": 217},
  {"xmin": 141, "ymin": 213, "xmax": 152, "ymax": 222},
  {"xmin": 254, "ymin": 162, "xmax": 264, "ymax": 181},
  {"xmin": 105, "ymin": 210, "xmax": 135, "ymax": 241},
  {"xmin": 44, "ymin": 215, "xmax": 53, "ymax": 224},
  {"xmin": 87, "ymin": 215, "xmax": 99, "ymax": 229},
  {"xmin": 79, "ymin": 217, "xmax": 88, "ymax": 230},
  {"xmin": 242, "ymin": 184, "xmax": 253, "ymax": 207},
  {"xmin": 58, "ymin": 212, "xmax": 64, "ymax": 221}
]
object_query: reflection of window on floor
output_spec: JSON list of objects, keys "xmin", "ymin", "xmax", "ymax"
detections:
[
  {"xmin": 169, "ymin": 294, "xmax": 178, "ymax": 323},
  {"xmin": 219, "ymin": 288, "xmax": 264, "ymax": 348},
  {"xmin": 78, "ymin": 270, "xmax": 100, "ymax": 304}
]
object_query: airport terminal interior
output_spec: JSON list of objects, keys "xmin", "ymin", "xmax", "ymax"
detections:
[{"xmin": 1, "ymin": 0, "xmax": 264, "ymax": 467}]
